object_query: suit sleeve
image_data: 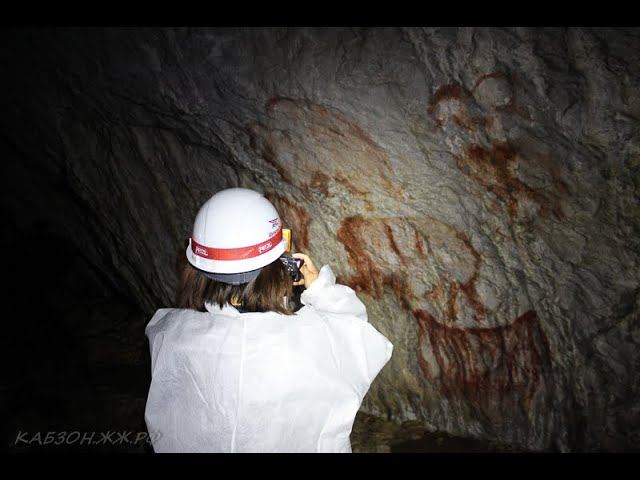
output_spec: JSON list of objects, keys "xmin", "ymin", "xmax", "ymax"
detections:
[
  {"xmin": 299, "ymin": 265, "xmax": 393, "ymax": 395},
  {"xmin": 299, "ymin": 265, "xmax": 368, "ymax": 322}
]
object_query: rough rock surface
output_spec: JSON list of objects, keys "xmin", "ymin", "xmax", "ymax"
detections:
[{"xmin": 2, "ymin": 28, "xmax": 639, "ymax": 451}]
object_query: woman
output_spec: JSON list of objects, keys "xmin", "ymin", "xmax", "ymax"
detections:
[{"xmin": 144, "ymin": 188, "xmax": 393, "ymax": 452}]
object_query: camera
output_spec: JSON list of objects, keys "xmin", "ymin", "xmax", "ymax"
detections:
[{"xmin": 279, "ymin": 255, "xmax": 304, "ymax": 282}]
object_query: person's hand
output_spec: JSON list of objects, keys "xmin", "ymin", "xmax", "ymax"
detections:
[{"xmin": 292, "ymin": 253, "xmax": 319, "ymax": 289}]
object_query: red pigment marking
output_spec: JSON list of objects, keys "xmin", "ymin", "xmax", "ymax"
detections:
[
  {"xmin": 414, "ymin": 229, "xmax": 427, "ymax": 259},
  {"xmin": 259, "ymin": 97, "xmax": 402, "ymax": 200},
  {"xmin": 454, "ymin": 230, "xmax": 487, "ymax": 322},
  {"xmin": 271, "ymin": 97, "xmax": 384, "ymax": 154},
  {"xmin": 264, "ymin": 191, "xmax": 310, "ymax": 251},
  {"xmin": 315, "ymin": 104, "xmax": 385, "ymax": 153},
  {"xmin": 338, "ymin": 216, "xmax": 489, "ymax": 323},
  {"xmin": 414, "ymin": 308, "xmax": 551, "ymax": 413},
  {"xmin": 327, "ymin": 116, "xmax": 401, "ymax": 199},
  {"xmin": 447, "ymin": 282, "xmax": 460, "ymax": 322},
  {"xmin": 337, "ymin": 216, "xmax": 385, "ymax": 297},
  {"xmin": 415, "ymin": 309, "xmax": 437, "ymax": 380},
  {"xmin": 334, "ymin": 172, "xmax": 370, "ymax": 198},
  {"xmin": 424, "ymin": 281, "xmax": 445, "ymax": 302},
  {"xmin": 387, "ymin": 272, "xmax": 413, "ymax": 312},
  {"xmin": 427, "ymin": 83, "xmax": 476, "ymax": 131},
  {"xmin": 457, "ymin": 141, "xmax": 563, "ymax": 221},
  {"xmin": 383, "ymin": 224, "xmax": 405, "ymax": 265},
  {"xmin": 453, "ymin": 112, "xmax": 476, "ymax": 131},
  {"xmin": 427, "ymin": 84, "xmax": 469, "ymax": 114},
  {"xmin": 512, "ymin": 138, "xmax": 570, "ymax": 217},
  {"xmin": 309, "ymin": 170, "xmax": 331, "ymax": 197},
  {"xmin": 345, "ymin": 121, "xmax": 383, "ymax": 152},
  {"xmin": 336, "ymin": 216, "xmax": 414, "ymax": 309}
]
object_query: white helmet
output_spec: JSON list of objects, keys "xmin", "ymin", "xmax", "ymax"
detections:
[{"xmin": 186, "ymin": 188, "xmax": 286, "ymax": 284}]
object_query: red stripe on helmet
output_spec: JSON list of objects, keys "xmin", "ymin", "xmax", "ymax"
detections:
[{"xmin": 191, "ymin": 228, "xmax": 283, "ymax": 261}]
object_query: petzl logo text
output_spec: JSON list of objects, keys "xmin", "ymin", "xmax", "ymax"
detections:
[{"xmin": 258, "ymin": 242, "xmax": 272, "ymax": 254}]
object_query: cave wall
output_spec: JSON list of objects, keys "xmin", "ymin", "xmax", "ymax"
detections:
[{"xmin": 2, "ymin": 27, "xmax": 639, "ymax": 451}]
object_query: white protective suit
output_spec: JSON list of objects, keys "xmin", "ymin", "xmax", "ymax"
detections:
[{"xmin": 144, "ymin": 265, "xmax": 393, "ymax": 453}]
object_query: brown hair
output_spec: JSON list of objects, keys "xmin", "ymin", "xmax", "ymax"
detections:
[{"xmin": 175, "ymin": 242, "xmax": 294, "ymax": 315}]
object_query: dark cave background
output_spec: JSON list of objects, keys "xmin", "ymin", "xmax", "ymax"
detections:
[
  {"xmin": 1, "ymin": 149, "xmax": 151, "ymax": 452},
  {"xmin": 1, "ymin": 27, "xmax": 639, "ymax": 453}
]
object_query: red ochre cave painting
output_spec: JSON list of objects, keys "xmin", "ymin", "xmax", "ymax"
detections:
[
  {"xmin": 415, "ymin": 309, "xmax": 551, "ymax": 415},
  {"xmin": 427, "ymin": 74, "xmax": 529, "ymax": 130},
  {"xmin": 336, "ymin": 214, "xmax": 552, "ymax": 411},
  {"xmin": 428, "ymin": 74, "xmax": 567, "ymax": 221},
  {"xmin": 456, "ymin": 141, "xmax": 565, "ymax": 220},
  {"xmin": 337, "ymin": 215, "xmax": 486, "ymax": 322},
  {"xmin": 246, "ymin": 97, "xmax": 402, "ymax": 206},
  {"xmin": 427, "ymin": 83, "xmax": 476, "ymax": 130},
  {"xmin": 264, "ymin": 191, "xmax": 310, "ymax": 252}
]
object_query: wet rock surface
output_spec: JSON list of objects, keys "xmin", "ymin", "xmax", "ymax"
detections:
[{"xmin": 2, "ymin": 28, "xmax": 640, "ymax": 452}]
